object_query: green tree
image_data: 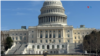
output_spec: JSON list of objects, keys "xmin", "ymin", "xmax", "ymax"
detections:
[{"xmin": 5, "ymin": 37, "xmax": 13, "ymax": 50}]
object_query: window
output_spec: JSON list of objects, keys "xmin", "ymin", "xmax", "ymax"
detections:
[
  {"xmin": 68, "ymin": 34, "xmax": 70, "ymax": 37},
  {"xmin": 20, "ymin": 36, "xmax": 22, "ymax": 40},
  {"xmin": 53, "ymin": 30, "xmax": 55, "ymax": 32},
  {"xmin": 75, "ymin": 37, "xmax": 76, "ymax": 39},
  {"xmin": 59, "ymin": 30, "xmax": 60, "ymax": 32},
  {"xmin": 52, "ymin": 45, "xmax": 54, "ymax": 49},
  {"xmin": 68, "ymin": 40, "xmax": 70, "ymax": 42},
  {"xmin": 40, "ymin": 34, "xmax": 42, "ymax": 38},
  {"xmin": 53, "ymin": 34, "xmax": 55, "ymax": 38},
  {"xmin": 32, "ymin": 31, "xmax": 34, "ymax": 32},
  {"xmin": 50, "ymin": 40, "xmax": 51, "ymax": 43},
  {"xmin": 41, "ymin": 31, "xmax": 42, "ymax": 32},
  {"xmin": 50, "ymin": 30, "xmax": 51, "ymax": 32},
  {"xmin": 78, "ymin": 41, "xmax": 80, "ymax": 43},
  {"xmin": 53, "ymin": 40, "xmax": 55, "ymax": 43},
  {"xmin": 49, "ymin": 34, "xmax": 51, "ymax": 38},
  {"xmin": 59, "ymin": 40, "xmax": 61, "ymax": 43},
  {"xmin": 32, "ymin": 40, "xmax": 34, "ymax": 43},
  {"xmin": 42, "ymin": 45, "xmax": 44, "ymax": 49},
  {"xmin": 12, "ymin": 34, "xmax": 14, "ymax": 35},
  {"xmin": 37, "ymin": 45, "xmax": 39, "ymax": 49},
  {"xmin": 46, "ymin": 31, "xmax": 47, "ymax": 32},
  {"xmin": 78, "ymin": 36, "xmax": 80, "ymax": 39},
  {"xmin": 16, "ymin": 37, "xmax": 18, "ymax": 40},
  {"xmin": 24, "ymin": 37, "xmax": 26, "ymax": 40},
  {"xmin": 78, "ymin": 33, "xmax": 80, "ymax": 34},
  {"xmin": 12, "ymin": 37, "xmax": 14, "ymax": 40},
  {"xmin": 59, "ymin": 34, "xmax": 61, "ymax": 38},
  {"xmin": 68, "ymin": 30, "xmax": 69, "ymax": 32},
  {"xmin": 40, "ymin": 40, "xmax": 42, "ymax": 43},
  {"xmin": 16, "ymin": 34, "xmax": 17, "ymax": 35},
  {"xmin": 32, "ymin": 45, "xmax": 34, "ymax": 48},
  {"xmin": 57, "ymin": 45, "xmax": 59, "ymax": 49},
  {"xmin": 62, "ymin": 45, "xmax": 64, "ymax": 48},
  {"xmin": 46, "ymin": 40, "xmax": 48, "ymax": 43},
  {"xmin": 46, "ymin": 34, "xmax": 48, "ymax": 38},
  {"xmin": 75, "ymin": 33, "xmax": 76, "ymax": 34}
]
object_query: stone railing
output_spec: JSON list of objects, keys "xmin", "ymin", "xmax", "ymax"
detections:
[{"xmin": 5, "ymin": 43, "xmax": 16, "ymax": 54}]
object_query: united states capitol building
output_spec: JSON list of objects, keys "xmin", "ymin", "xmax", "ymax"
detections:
[{"xmin": 2, "ymin": 0, "xmax": 98, "ymax": 55}]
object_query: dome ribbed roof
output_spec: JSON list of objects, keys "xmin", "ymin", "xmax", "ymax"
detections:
[{"xmin": 43, "ymin": 0, "xmax": 63, "ymax": 7}]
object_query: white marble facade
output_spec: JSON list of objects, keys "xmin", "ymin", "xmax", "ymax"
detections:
[{"xmin": 3, "ymin": 0, "xmax": 98, "ymax": 54}]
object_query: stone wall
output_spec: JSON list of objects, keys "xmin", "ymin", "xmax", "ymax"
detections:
[{"xmin": 1, "ymin": 54, "xmax": 89, "ymax": 56}]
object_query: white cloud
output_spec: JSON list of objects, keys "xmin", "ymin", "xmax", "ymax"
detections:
[
  {"xmin": 31, "ymin": 1, "xmax": 43, "ymax": 6},
  {"xmin": 16, "ymin": 12, "xmax": 27, "ymax": 15},
  {"xmin": 65, "ymin": 12, "xmax": 71, "ymax": 15}
]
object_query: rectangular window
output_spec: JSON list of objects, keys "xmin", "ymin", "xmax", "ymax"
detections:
[
  {"xmin": 62, "ymin": 45, "xmax": 64, "ymax": 48},
  {"xmin": 32, "ymin": 40, "xmax": 34, "ymax": 43},
  {"xmin": 16, "ymin": 37, "xmax": 17, "ymax": 40},
  {"xmin": 40, "ymin": 40, "xmax": 42, "ymax": 43},
  {"xmin": 24, "ymin": 37, "xmax": 26, "ymax": 40},
  {"xmin": 32, "ymin": 35, "xmax": 34, "ymax": 38},
  {"xmin": 59, "ymin": 40, "xmax": 61, "ymax": 43},
  {"xmin": 52, "ymin": 45, "xmax": 54, "ymax": 49},
  {"xmin": 37, "ymin": 45, "xmax": 39, "ymax": 49},
  {"xmin": 32, "ymin": 45, "xmax": 34, "ymax": 48},
  {"xmin": 46, "ymin": 40, "xmax": 48, "ymax": 43},
  {"xmin": 68, "ymin": 34, "xmax": 70, "ymax": 37},
  {"xmin": 68, "ymin": 40, "xmax": 70, "ymax": 42},
  {"xmin": 20, "ymin": 36, "xmax": 22, "ymax": 40},
  {"xmin": 75, "ymin": 37, "xmax": 76, "ymax": 39},
  {"xmin": 42, "ymin": 45, "xmax": 44, "ymax": 49}
]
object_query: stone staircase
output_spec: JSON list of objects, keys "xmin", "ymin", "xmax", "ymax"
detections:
[
  {"xmin": 7, "ymin": 44, "xmax": 21, "ymax": 54},
  {"xmin": 68, "ymin": 43, "xmax": 83, "ymax": 54}
]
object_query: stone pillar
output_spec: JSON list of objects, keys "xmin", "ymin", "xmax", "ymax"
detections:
[
  {"xmin": 52, "ymin": 30, "xmax": 53, "ymax": 38},
  {"xmin": 55, "ymin": 16, "xmax": 56, "ymax": 22},
  {"xmin": 44, "ymin": 30, "xmax": 45, "ymax": 38},
  {"xmin": 56, "ymin": 30, "xmax": 58, "ymax": 38},
  {"xmin": 39, "ymin": 30, "xmax": 40, "ymax": 38},
  {"xmin": 48, "ymin": 30, "xmax": 49, "ymax": 38},
  {"xmin": 61, "ymin": 30, "xmax": 62, "ymax": 39},
  {"xmin": 50, "ymin": 16, "xmax": 51, "ymax": 23}
]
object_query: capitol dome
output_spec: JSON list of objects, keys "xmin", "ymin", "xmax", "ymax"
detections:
[
  {"xmin": 38, "ymin": 0, "xmax": 67, "ymax": 25},
  {"xmin": 43, "ymin": 0, "xmax": 63, "ymax": 7}
]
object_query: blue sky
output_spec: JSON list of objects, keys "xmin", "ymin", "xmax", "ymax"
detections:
[{"xmin": 1, "ymin": 1, "xmax": 100, "ymax": 30}]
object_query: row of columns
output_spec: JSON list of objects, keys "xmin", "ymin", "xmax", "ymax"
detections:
[
  {"xmin": 38, "ymin": 29, "xmax": 63, "ymax": 38},
  {"xmin": 41, "ymin": 9, "xmax": 64, "ymax": 14},
  {"xmin": 32, "ymin": 45, "xmax": 64, "ymax": 49},
  {"xmin": 39, "ymin": 16, "xmax": 66, "ymax": 24}
]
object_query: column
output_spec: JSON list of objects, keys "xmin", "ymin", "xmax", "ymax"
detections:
[
  {"xmin": 43, "ymin": 17, "xmax": 44, "ymax": 23},
  {"xmin": 43, "ymin": 30, "xmax": 45, "ymax": 38},
  {"xmin": 55, "ymin": 16, "xmax": 56, "ymax": 22},
  {"xmin": 52, "ymin": 30, "xmax": 53, "ymax": 38},
  {"xmin": 39, "ymin": 30, "xmax": 40, "ymax": 38},
  {"xmin": 48, "ymin": 30, "xmax": 49, "ymax": 38},
  {"xmin": 37, "ymin": 29, "xmax": 38, "ymax": 39},
  {"xmin": 61, "ymin": 29, "xmax": 63, "ymax": 38},
  {"xmin": 56, "ymin": 30, "xmax": 58, "ymax": 38}
]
